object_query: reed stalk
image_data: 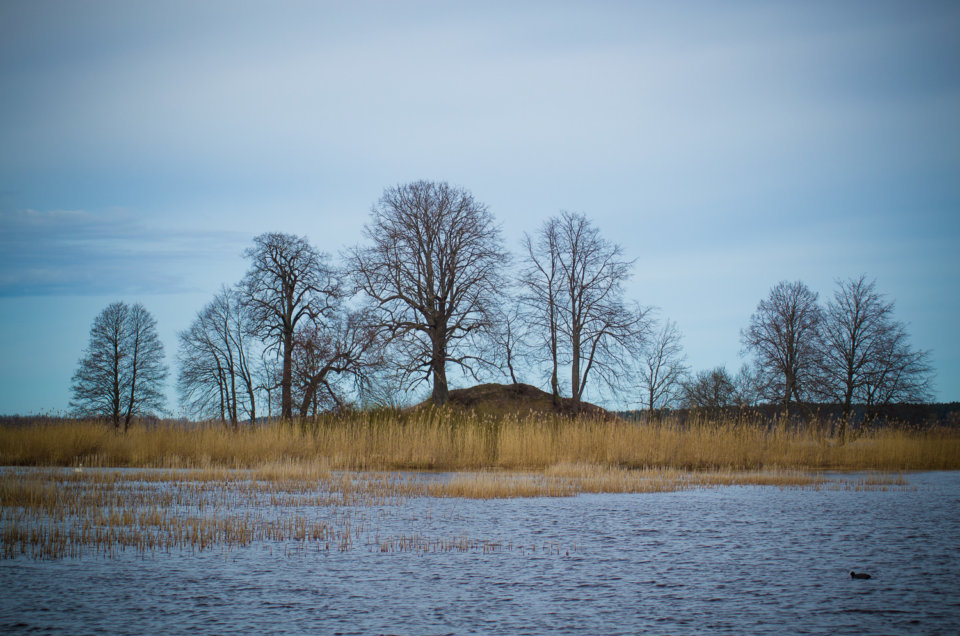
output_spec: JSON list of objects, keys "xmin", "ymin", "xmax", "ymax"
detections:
[{"xmin": 1, "ymin": 413, "xmax": 956, "ymax": 472}]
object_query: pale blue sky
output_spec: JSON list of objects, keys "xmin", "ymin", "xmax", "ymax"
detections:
[{"xmin": 1, "ymin": 1, "xmax": 958, "ymax": 414}]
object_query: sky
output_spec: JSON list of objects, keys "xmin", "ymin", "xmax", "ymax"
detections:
[{"xmin": 1, "ymin": 0, "xmax": 958, "ymax": 414}]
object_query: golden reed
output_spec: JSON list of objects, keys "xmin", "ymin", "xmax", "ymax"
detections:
[{"xmin": 1, "ymin": 411, "xmax": 957, "ymax": 472}]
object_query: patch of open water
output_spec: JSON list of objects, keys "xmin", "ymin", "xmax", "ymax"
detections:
[{"xmin": 2, "ymin": 471, "xmax": 959, "ymax": 634}]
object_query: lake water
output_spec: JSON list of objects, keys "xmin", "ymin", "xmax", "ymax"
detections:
[{"xmin": 2, "ymin": 471, "xmax": 959, "ymax": 634}]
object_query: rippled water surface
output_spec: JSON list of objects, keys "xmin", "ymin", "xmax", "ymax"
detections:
[{"xmin": 3, "ymin": 472, "xmax": 959, "ymax": 634}]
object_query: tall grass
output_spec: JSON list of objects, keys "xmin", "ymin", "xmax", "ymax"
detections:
[{"xmin": 2, "ymin": 411, "xmax": 957, "ymax": 472}]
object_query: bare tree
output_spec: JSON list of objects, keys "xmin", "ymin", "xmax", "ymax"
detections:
[
  {"xmin": 350, "ymin": 181, "xmax": 507, "ymax": 406},
  {"xmin": 525, "ymin": 211, "xmax": 647, "ymax": 412},
  {"xmin": 353, "ymin": 363, "xmax": 411, "ymax": 409},
  {"xmin": 292, "ymin": 309, "xmax": 387, "ymax": 418},
  {"xmin": 820, "ymin": 275, "xmax": 934, "ymax": 429},
  {"xmin": 638, "ymin": 318, "xmax": 688, "ymax": 416},
  {"xmin": 860, "ymin": 321, "xmax": 933, "ymax": 409},
  {"xmin": 177, "ymin": 316, "xmax": 226, "ymax": 423},
  {"xmin": 485, "ymin": 297, "xmax": 532, "ymax": 386},
  {"xmin": 732, "ymin": 363, "xmax": 762, "ymax": 408},
  {"xmin": 177, "ymin": 287, "xmax": 258, "ymax": 426},
  {"xmin": 242, "ymin": 233, "xmax": 340, "ymax": 419},
  {"xmin": 71, "ymin": 301, "xmax": 167, "ymax": 430},
  {"xmin": 255, "ymin": 350, "xmax": 282, "ymax": 422},
  {"xmin": 741, "ymin": 280, "xmax": 823, "ymax": 416},
  {"xmin": 681, "ymin": 366, "xmax": 736, "ymax": 410},
  {"xmin": 520, "ymin": 218, "xmax": 563, "ymax": 404}
]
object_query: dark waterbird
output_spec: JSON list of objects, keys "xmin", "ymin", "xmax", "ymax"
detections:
[{"xmin": 850, "ymin": 571, "xmax": 872, "ymax": 579}]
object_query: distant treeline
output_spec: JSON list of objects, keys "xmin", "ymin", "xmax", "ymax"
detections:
[
  {"xmin": 4, "ymin": 402, "xmax": 959, "ymax": 431},
  {"xmin": 620, "ymin": 402, "xmax": 960, "ymax": 428}
]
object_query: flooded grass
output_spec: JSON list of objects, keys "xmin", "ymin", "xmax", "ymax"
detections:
[{"xmin": 1, "ymin": 464, "xmax": 915, "ymax": 560}]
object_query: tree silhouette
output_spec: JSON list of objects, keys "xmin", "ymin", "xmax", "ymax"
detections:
[
  {"xmin": 741, "ymin": 280, "xmax": 822, "ymax": 417},
  {"xmin": 71, "ymin": 302, "xmax": 167, "ymax": 430},
  {"xmin": 523, "ymin": 212, "xmax": 648, "ymax": 411},
  {"xmin": 242, "ymin": 233, "xmax": 340, "ymax": 420},
  {"xmin": 350, "ymin": 181, "xmax": 507, "ymax": 406},
  {"xmin": 820, "ymin": 275, "xmax": 933, "ymax": 431}
]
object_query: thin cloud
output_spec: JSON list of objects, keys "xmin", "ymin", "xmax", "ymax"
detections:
[{"xmin": 0, "ymin": 209, "xmax": 250, "ymax": 296}]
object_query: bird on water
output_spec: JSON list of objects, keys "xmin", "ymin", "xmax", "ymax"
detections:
[{"xmin": 850, "ymin": 571, "xmax": 871, "ymax": 579}]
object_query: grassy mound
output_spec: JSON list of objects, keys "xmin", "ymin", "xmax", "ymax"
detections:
[{"xmin": 416, "ymin": 382, "xmax": 614, "ymax": 418}]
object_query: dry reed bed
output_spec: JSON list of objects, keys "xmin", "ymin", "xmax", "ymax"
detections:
[
  {"xmin": 2, "ymin": 413, "xmax": 958, "ymax": 472},
  {"xmin": 2, "ymin": 464, "xmax": 911, "ymax": 560}
]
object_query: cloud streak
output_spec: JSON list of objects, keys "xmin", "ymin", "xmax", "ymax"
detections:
[{"xmin": 0, "ymin": 209, "xmax": 249, "ymax": 297}]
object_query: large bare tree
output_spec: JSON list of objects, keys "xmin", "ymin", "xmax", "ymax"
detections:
[
  {"xmin": 524, "ymin": 211, "xmax": 647, "ymax": 412},
  {"xmin": 177, "ymin": 287, "xmax": 258, "ymax": 426},
  {"xmin": 820, "ymin": 275, "xmax": 933, "ymax": 429},
  {"xmin": 638, "ymin": 318, "xmax": 688, "ymax": 416},
  {"xmin": 741, "ymin": 280, "xmax": 823, "ymax": 416},
  {"xmin": 71, "ymin": 301, "xmax": 167, "ymax": 430},
  {"xmin": 242, "ymin": 233, "xmax": 340, "ymax": 419},
  {"xmin": 350, "ymin": 181, "xmax": 507, "ymax": 406}
]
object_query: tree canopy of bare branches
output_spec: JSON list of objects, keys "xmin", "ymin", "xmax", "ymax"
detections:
[
  {"xmin": 681, "ymin": 366, "xmax": 736, "ymax": 410},
  {"xmin": 522, "ymin": 212, "xmax": 648, "ymax": 411},
  {"xmin": 732, "ymin": 364, "xmax": 762, "ymax": 408},
  {"xmin": 350, "ymin": 181, "xmax": 507, "ymax": 406},
  {"xmin": 241, "ymin": 233, "xmax": 340, "ymax": 419},
  {"xmin": 177, "ymin": 287, "xmax": 258, "ymax": 426},
  {"xmin": 820, "ymin": 275, "xmax": 933, "ymax": 427},
  {"xmin": 485, "ymin": 299, "xmax": 532, "ymax": 386},
  {"xmin": 71, "ymin": 302, "xmax": 167, "ymax": 430},
  {"xmin": 291, "ymin": 309, "xmax": 387, "ymax": 418},
  {"xmin": 741, "ymin": 280, "xmax": 823, "ymax": 416},
  {"xmin": 519, "ymin": 218, "xmax": 564, "ymax": 403},
  {"xmin": 638, "ymin": 318, "xmax": 688, "ymax": 415}
]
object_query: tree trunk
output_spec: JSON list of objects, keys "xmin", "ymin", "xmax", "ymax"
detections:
[
  {"xmin": 505, "ymin": 341, "xmax": 518, "ymax": 385},
  {"xmin": 548, "ymin": 294, "xmax": 560, "ymax": 407},
  {"xmin": 225, "ymin": 346, "xmax": 238, "ymax": 428},
  {"xmin": 570, "ymin": 329, "xmax": 581, "ymax": 413},
  {"xmin": 839, "ymin": 383, "xmax": 854, "ymax": 442},
  {"xmin": 783, "ymin": 369, "xmax": 794, "ymax": 417},
  {"xmin": 281, "ymin": 331, "xmax": 294, "ymax": 420},
  {"xmin": 124, "ymin": 336, "xmax": 139, "ymax": 433},
  {"xmin": 215, "ymin": 360, "xmax": 226, "ymax": 424},
  {"xmin": 549, "ymin": 321, "xmax": 560, "ymax": 407},
  {"xmin": 430, "ymin": 330, "xmax": 449, "ymax": 406},
  {"xmin": 246, "ymin": 384, "xmax": 256, "ymax": 426},
  {"xmin": 112, "ymin": 352, "xmax": 121, "ymax": 430},
  {"xmin": 431, "ymin": 361, "xmax": 449, "ymax": 406},
  {"xmin": 299, "ymin": 368, "xmax": 331, "ymax": 419}
]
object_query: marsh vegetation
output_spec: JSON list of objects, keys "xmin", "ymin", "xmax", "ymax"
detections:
[
  {"xmin": 2, "ymin": 412, "xmax": 953, "ymax": 559},
  {"xmin": 2, "ymin": 413, "xmax": 957, "ymax": 472},
  {"xmin": 0, "ymin": 461, "xmax": 910, "ymax": 560}
]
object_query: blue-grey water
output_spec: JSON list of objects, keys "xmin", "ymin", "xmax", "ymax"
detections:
[{"xmin": 2, "ymin": 472, "xmax": 959, "ymax": 634}]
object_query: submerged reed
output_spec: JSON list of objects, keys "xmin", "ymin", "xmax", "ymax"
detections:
[{"xmin": 0, "ymin": 464, "xmax": 912, "ymax": 560}]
